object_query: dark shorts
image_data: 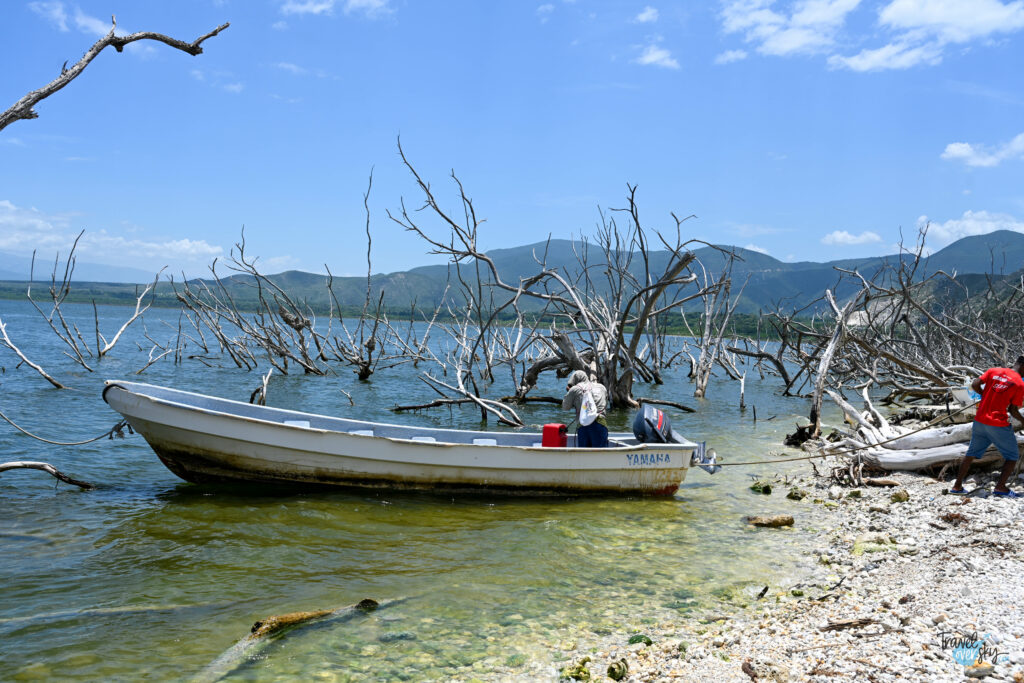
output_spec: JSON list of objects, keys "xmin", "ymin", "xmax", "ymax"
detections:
[
  {"xmin": 965, "ymin": 422, "xmax": 1020, "ymax": 461},
  {"xmin": 576, "ymin": 422, "xmax": 609, "ymax": 448}
]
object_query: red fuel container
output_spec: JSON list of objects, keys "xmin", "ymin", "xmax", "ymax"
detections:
[{"xmin": 542, "ymin": 423, "xmax": 567, "ymax": 447}]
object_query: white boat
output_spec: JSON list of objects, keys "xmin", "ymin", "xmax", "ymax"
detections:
[{"xmin": 103, "ymin": 381, "xmax": 707, "ymax": 496}]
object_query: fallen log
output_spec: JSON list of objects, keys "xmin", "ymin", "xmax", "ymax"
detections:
[
  {"xmin": 821, "ymin": 617, "xmax": 878, "ymax": 632},
  {"xmin": 0, "ymin": 461, "xmax": 94, "ymax": 489},
  {"xmin": 881, "ymin": 422, "xmax": 973, "ymax": 451},
  {"xmin": 195, "ymin": 597, "xmax": 406, "ymax": 682},
  {"xmin": 859, "ymin": 444, "xmax": 1005, "ymax": 471}
]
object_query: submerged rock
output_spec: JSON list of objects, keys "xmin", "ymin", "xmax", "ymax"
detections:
[
  {"xmin": 746, "ymin": 514, "xmax": 795, "ymax": 528},
  {"xmin": 853, "ymin": 532, "xmax": 894, "ymax": 555},
  {"xmin": 504, "ymin": 653, "xmax": 527, "ymax": 668},
  {"xmin": 606, "ymin": 658, "xmax": 628, "ymax": 681},
  {"xmin": 559, "ymin": 657, "xmax": 591, "ymax": 681},
  {"xmin": 786, "ymin": 488, "xmax": 808, "ymax": 500},
  {"xmin": 627, "ymin": 634, "xmax": 653, "ymax": 646},
  {"xmin": 750, "ymin": 480, "xmax": 773, "ymax": 495}
]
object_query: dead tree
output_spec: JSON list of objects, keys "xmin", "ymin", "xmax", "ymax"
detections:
[
  {"xmin": 388, "ymin": 141, "xmax": 723, "ymax": 410},
  {"xmin": 761, "ymin": 224, "xmax": 1024, "ymax": 441},
  {"xmin": 684, "ymin": 255, "xmax": 748, "ymax": 398},
  {"xmin": 1, "ymin": 17, "xmax": 228, "ymax": 132}
]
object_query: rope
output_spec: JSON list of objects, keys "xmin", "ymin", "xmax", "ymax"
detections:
[
  {"xmin": 0, "ymin": 409, "xmax": 132, "ymax": 446},
  {"xmin": 714, "ymin": 400, "xmax": 979, "ymax": 467}
]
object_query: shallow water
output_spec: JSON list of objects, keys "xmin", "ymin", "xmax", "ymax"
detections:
[{"xmin": 0, "ymin": 300, "xmax": 832, "ymax": 680}]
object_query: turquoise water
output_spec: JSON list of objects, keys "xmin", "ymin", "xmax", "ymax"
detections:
[{"xmin": 0, "ymin": 300, "xmax": 828, "ymax": 680}]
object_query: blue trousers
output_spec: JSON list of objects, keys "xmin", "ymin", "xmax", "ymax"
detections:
[
  {"xmin": 577, "ymin": 422, "xmax": 609, "ymax": 448},
  {"xmin": 965, "ymin": 421, "xmax": 1020, "ymax": 461}
]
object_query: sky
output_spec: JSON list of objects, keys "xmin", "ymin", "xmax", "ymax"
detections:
[{"xmin": 1, "ymin": 0, "xmax": 1023, "ymax": 280}]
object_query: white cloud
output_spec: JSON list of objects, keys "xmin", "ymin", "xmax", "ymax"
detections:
[
  {"xmin": 344, "ymin": 0, "xmax": 391, "ymax": 16},
  {"xmin": 275, "ymin": 62, "xmax": 308, "ymax": 75},
  {"xmin": 280, "ymin": 0, "xmax": 392, "ymax": 17},
  {"xmin": 635, "ymin": 6, "xmax": 659, "ymax": 23},
  {"xmin": 941, "ymin": 132, "xmax": 1024, "ymax": 168},
  {"xmin": 282, "ymin": 0, "xmax": 335, "ymax": 14},
  {"xmin": 635, "ymin": 44, "xmax": 680, "ymax": 68},
  {"xmin": 29, "ymin": 2, "xmax": 69, "ymax": 31},
  {"xmin": 821, "ymin": 230, "xmax": 882, "ymax": 245},
  {"xmin": 537, "ymin": 4, "xmax": 555, "ymax": 22},
  {"xmin": 1, "ymin": 137, "xmax": 26, "ymax": 147},
  {"xmin": 272, "ymin": 20, "xmax": 289, "ymax": 30},
  {"xmin": 262, "ymin": 255, "xmax": 301, "ymax": 271},
  {"xmin": 191, "ymin": 69, "xmax": 245, "ymax": 94},
  {"xmin": 715, "ymin": 49, "xmax": 748, "ymax": 64},
  {"xmin": 0, "ymin": 200, "xmax": 223, "ymax": 268},
  {"xmin": 829, "ymin": 0, "xmax": 1024, "ymax": 71},
  {"xmin": 721, "ymin": 0, "xmax": 861, "ymax": 56},
  {"xmin": 879, "ymin": 0, "xmax": 1024, "ymax": 43},
  {"xmin": 722, "ymin": 0, "xmax": 1024, "ymax": 71},
  {"xmin": 918, "ymin": 210, "xmax": 1024, "ymax": 246},
  {"xmin": 744, "ymin": 243, "xmax": 771, "ymax": 254},
  {"xmin": 827, "ymin": 38, "xmax": 943, "ymax": 70},
  {"xmin": 73, "ymin": 8, "xmax": 109, "ymax": 36}
]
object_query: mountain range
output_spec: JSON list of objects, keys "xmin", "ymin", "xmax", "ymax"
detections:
[{"xmin": 1, "ymin": 230, "xmax": 1023, "ymax": 315}]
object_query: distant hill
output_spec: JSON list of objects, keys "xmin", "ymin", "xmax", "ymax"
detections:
[
  {"xmin": 1, "ymin": 230, "xmax": 1022, "ymax": 316},
  {"xmin": 0, "ymin": 250, "xmax": 160, "ymax": 284},
  {"xmin": 920, "ymin": 230, "xmax": 1024, "ymax": 276}
]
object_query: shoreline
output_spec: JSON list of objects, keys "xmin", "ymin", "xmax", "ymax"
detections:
[{"xmin": 548, "ymin": 468, "xmax": 1024, "ymax": 682}]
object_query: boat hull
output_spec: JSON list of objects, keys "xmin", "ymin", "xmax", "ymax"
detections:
[{"xmin": 104, "ymin": 381, "xmax": 694, "ymax": 496}]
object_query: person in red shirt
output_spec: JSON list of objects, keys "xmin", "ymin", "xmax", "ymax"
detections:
[{"xmin": 951, "ymin": 356, "xmax": 1024, "ymax": 497}]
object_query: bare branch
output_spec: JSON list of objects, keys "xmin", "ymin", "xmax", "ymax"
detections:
[{"xmin": 1, "ymin": 20, "xmax": 229, "ymax": 132}]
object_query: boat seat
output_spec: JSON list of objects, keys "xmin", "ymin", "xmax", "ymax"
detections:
[
  {"xmin": 472, "ymin": 438, "xmax": 498, "ymax": 446},
  {"xmin": 284, "ymin": 420, "xmax": 311, "ymax": 429},
  {"xmin": 349, "ymin": 429, "xmax": 374, "ymax": 437},
  {"xmin": 411, "ymin": 436, "xmax": 436, "ymax": 443}
]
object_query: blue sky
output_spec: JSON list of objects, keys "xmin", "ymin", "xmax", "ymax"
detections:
[{"xmin": 1, "ymin": 0, "xmax": 1023, "ymax": 279}]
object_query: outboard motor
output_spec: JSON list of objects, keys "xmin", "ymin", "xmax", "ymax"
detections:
[{"xmin": 632, "ymin": 404, "xmax": 720, "ymax": 474}]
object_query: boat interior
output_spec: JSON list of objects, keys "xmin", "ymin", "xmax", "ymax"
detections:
[{"xmin": 106, "ymin": 381, "xmax": 697, "ymax": 451}]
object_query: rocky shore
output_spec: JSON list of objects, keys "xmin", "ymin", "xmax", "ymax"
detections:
[{"xmin": 554, "ymin": 468, "xmax": 1024, "ymax": 682}]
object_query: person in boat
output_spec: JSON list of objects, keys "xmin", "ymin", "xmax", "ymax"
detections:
[
  {"xmin": 951, "ymin": 356, "xmax": 1024, "ymax": 498},
  {"xmin": 562, "ymin": 370, "xmax": 609, "ymax": 448}
]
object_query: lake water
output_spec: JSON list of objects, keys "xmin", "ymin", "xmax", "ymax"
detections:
[{"xmin": 0, "ymin": 300, "xmax": 833, "ymax": 680}]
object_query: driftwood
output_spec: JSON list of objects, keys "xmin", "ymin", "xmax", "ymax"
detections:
[
  {"xmin": 860, "ymin": 446, "xmax": 1004, "ymax": 471},
  {"xmin": 822, "ymin": 388, "xmax": 1014, "ymax": 471},
  {"xmin": 1, "ymin": 17, "xmax": 229, "ymax": 132},
  {"xmin": 0, "ymin": 461, "xmax": 94, "ymax": 489},
  {"xmin": 195, "ymin": 597, "xmax": 404, "ymax": 683},
  {"xmin": 0, "ymin": 318, "xmax": 66, "ymax": 388},
  {"xmin": 635, "ymin": 396, "xmax": 696, "ymax": 413},
  {"xmin": 821, "ymin": 617, "xmax": 878, "ymax": 632}
]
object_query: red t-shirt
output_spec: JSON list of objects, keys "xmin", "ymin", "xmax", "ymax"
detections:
[{"xmin": 975, "ymin": 367, "xmax": 1024, "ymax": 427}]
